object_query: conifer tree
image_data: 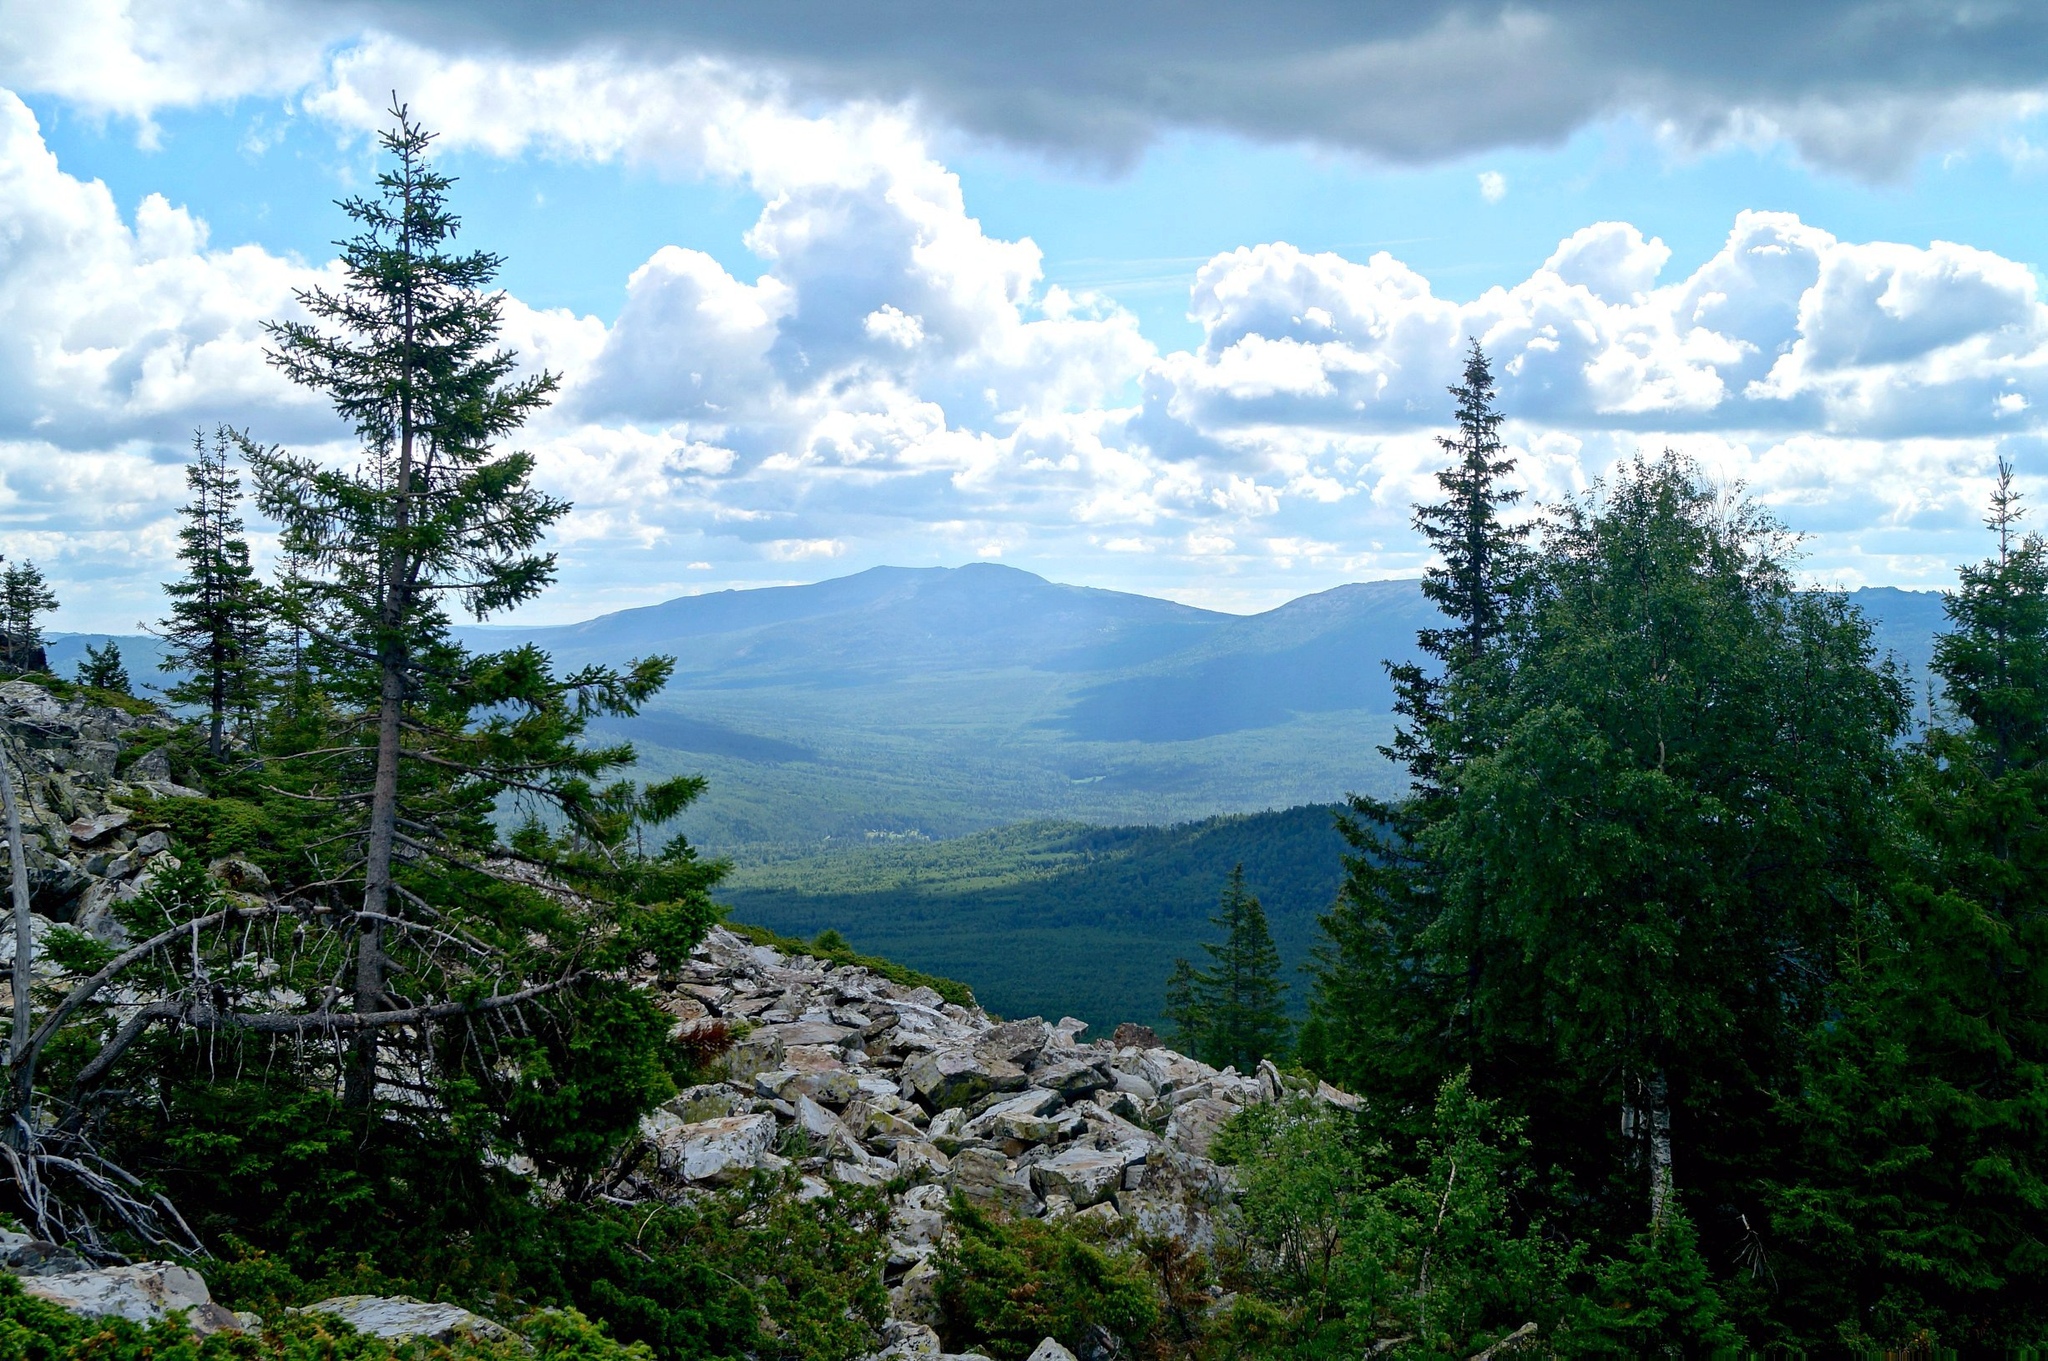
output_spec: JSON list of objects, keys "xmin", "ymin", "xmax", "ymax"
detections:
[
  {"xmin": 158, "ymin": 427, "xmax": 269, "ymax": 756},
  {"xmin": 0, "ymin": 560, "xmax": 58, "ymax": 672},
  {"xmin": 1316, "ymin": 343, "xmax": 1527, "ymax": 1109},
  {"xmin": 1762, "ymin": 458, "xmax": 2048, "ymax": 1342},
  {"xmin": 74, "ymin": 641, "xmax": 129, "ymax": 694},
  {"xmin": 1165, "ymin": 865, "xmax": 1290, "ymax": 1070},
  {"xmin": 251, "ymin": 104, "xmax": 676, "ymax": 1106}
]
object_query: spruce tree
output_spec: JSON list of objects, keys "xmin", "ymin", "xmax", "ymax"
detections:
[
  {"xmin": 74, "ymin": 641, "xmax": 129, "ymax": 694},
  {"xmin": 158, "ymin": 427, "xmax": 269, "ymax": 756},
  {"xmin": 1165, "ymin": 865, "xmax": 1290, "ymax": 1070},
  {"xmin": 1761, "ymin": 459, "xmax": 2048, "ymax": 1344},
  {"xmin": 251, "ymin": 104, "xmax": 678, "ymax": 1106},
  {"xmin": 1316, "ymin": 343, "xmax": 1527, "ymax": 1111},
  {"xmin": 0, "ymin": 560, "xmax": 58, "ymax": 672}
]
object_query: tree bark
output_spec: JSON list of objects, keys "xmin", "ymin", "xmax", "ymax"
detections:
[
  {"xmin": 2, "ymin": 741, "xmax": 33, "ymax": 1136},
  {"xmin": 1647, "ymin": 1068, "xmax": 1674, "ymax": 1231}
]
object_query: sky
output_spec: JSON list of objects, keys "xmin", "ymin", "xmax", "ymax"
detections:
[{"xmin": 8, "ymin": 3, "xmax": 2048, "ymax": 628}]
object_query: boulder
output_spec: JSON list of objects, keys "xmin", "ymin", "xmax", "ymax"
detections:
[
  {"xmin": 66, "ymin": 810, "xmax": 130, "ymax": 846},
  {"xmin": 1027, "ymin": 1340, "xmax": 1080, "ymax": 1361},
  {"xmin": 902, "ymin": 1047, "xmax": 1026, "ymax": 1111},
  {"xmin": 1028, "ymin": 1057, "xmax": 1113, "ymax": 1100},
  {"xmin": 304, "ymin": 1295, "xmax": 509, "ymax": 1343},
  {"xmin": 207, "ymin": 857, "xmax": 272, "ymax": 894},
  {"xmin": 1111, "ymin": 1022, "xmax": 1159, "ymax": 1049},
  {"xmin": 1165, "ymin": 1097, "xmax": 1237, "ymax": 1160},
  {"xmin": 974, "ymin": 1018, "xmax": 1049, "ymax": 1065},
  {"xmin": 948, "ymin": 1145, "xmax": 1039, "ymax": 1216},
  {"xmin": 1316, "ymin": 1081, "xmax": 1364, "ymax": 1112},
  {"xmin": 22, "ymin": 1262, "xmax": 244, "ymax": 1335},
  {"xmin": 723, "ymin": 1030, "xmax": 786, "ymax": 1083},
  {"xmin": 1030, "ymin": 1146, "xmax": 1125, "ymax": 1208},
  {"xmin": 126, "ymin": 747, "xmax": 172, "ymax": 782},
  {"xmin": 656, "ymin": 1112, "xmax": 779, "ymax": 1183}
]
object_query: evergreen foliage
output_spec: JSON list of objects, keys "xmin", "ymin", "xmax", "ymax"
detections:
[
  {"xmin": 72, "ymin": 641, "xmax": 128, "ymax": 694},
  {"xmin": 248, "ymin": 103, "xmax": 683, "ymax": 1105},
  {"xmin": 157, "ymin": 427, "xmax": 269, "ymax": 756},
  {"xmin": 1164, "ymin": 864, "xmax": 1290, "ymax": 1069},
  {"xmin": 0, "ymin": 559, "xmax": 58, "ymax": 671}
]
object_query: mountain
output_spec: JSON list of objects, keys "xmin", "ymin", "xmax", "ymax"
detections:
[{"xmin": 53, "ymin": 567, "xmax": 1951, "ymax": 859}]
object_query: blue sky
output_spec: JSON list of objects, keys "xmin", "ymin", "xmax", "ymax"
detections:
[{"xmin": 7, "ymin": 3, "xmax": 2048, "ymax": 628}]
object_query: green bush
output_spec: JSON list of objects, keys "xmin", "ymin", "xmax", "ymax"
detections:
[{"xmin": 936, "ymin": 1197, "xmax": 1159, "ymax": 1359}]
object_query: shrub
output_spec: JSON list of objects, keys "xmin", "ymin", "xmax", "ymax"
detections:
[{"xmin": 937, "ymin": 1197, "xmax": 1159, "ymax": 1360}]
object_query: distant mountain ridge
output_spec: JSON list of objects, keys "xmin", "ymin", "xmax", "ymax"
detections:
[{"xmin": 51, "ymin": 566, "xmax": 1953, "ymax": 858}]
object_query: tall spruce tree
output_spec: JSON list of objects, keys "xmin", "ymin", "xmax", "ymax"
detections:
[
  {"xmin": 158, "ymin": 426, "xmax": 269, "ymax": 757},
  {"xmin": 1164, "ymin": 865, "xmax": 1290, "ymax": 1070},
  {"xmin": 1314, "ymin": 343, "xmax": 1528, "ymax": 1110},
  {"xmin": 251, "ymin": 105, "xmax": 677, "ymax": 1106},
  {"xmin": 1759, "ymin": 459, "xmax": 2048, "ymax": 1345},
  {"xmin": 0, "ymin": 560, "xmax": 57, "ymax": 672}
]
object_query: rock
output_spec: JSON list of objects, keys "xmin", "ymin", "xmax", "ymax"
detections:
[
  {"xmin": 22, "ymin": 1262, "xmax": 244, "ymax": 1335},
  {"xmin": 207, "ymin": 857, "xmax": 271, "ymax": 893},
  {"xmin": 126, "ymin": 747, "xmax": 172, "ymax": 782},
  {"xmin": 1031, "ymin": 1145, "xmax": 1126, "ymax": 1208},
  {"xmin": 1165, "ymin": 1098, "xmax": 1237, "ymax": 1159},
  {"xmin": 1316, "ymin": 1080, "xmax": 1364, "ymax": 1112},
  {"xmin": 66, "ymin": 810, "xmax": 130, "ymax": 846},
  {"xmin": 974, "ymin": 1018, "xmax": 1049, "ymax": 1065},
  {"xmin": 1027, "ymin": 1340, "xmax": 1079, "ymax": 1361},
  {"xmin": 304, "ymin": 1294, "xmax": 509, "ymax": 1343},
  {"xmin": 655, "ymin": 1112, "xmax": 779, "ymax": 1183},
  {"xmin": 723, "ymin": 1030, "xmax": 786, "ymax": 1083},
  {"xmin": 1073, "ymin": 1200, "xmax": 1121, "ymax": 1228},
  {"xmin": 0, "ymin": 1228, "xmax": 87, "ymax": 1276},
  {"xmin": 68, "ymin": 742, "xmax": 118, "ymax": 782},
  {"xmin": 902, "ymin": 1048, "xmax": 1026, "ymax": 1112},
  {"xmin": 1111, "ymin": 1022, "xmax": 1159, "ymax": 1049},
  {"xmin": 949, "ymin": 1145, "xmax": 1039, "ymax": 1216},
  {"xmin": 870, "ymin": 1320, "xmax": 943, "ymax": 1358},
  {"xmin": 132, "ymin": 831, "xmax": 170, "ymax": 857}
]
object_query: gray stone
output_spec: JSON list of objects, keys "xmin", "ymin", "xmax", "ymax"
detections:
[
  {"xmin": 903, "ymin": 1048, "xmax": 1026, "ymax": 1111},
  {"xmin": 1110, "ymin": 1022, "xmax": 1159, "ymax": 1048},
  {"xmin": 1026, "ymin": 1340, "xmax": 1079, "ymax": 1361},
  {"xmin": 0, "ymin": 1228, "xmax": 86, "ymax": 1276},
  {"xmin": 126, "ymin": 747, "xmax": 172, "ymax": 782},
  {"xmin": 974, "ymin": 1017, "xmax": 1050, "ymax": 1065},
  {"xmin": 1316, "ymin": 1080, "xmax": 1364, "ymax": 1112},
  {"xmin": 303, "ymin": 1295, "xmax": 509, "ymax": 1343},
  {"xmin": 1030, "ymin": 1146, "xmax": 1125, "ymax": 1208},
  {"xmin": 1165, "ymin": 1097, "xmax": 1237, "ymax": 1159},
  {"xmin": 132, "ymin": 831, "xmax": 170, "ymax": 857},
  {"xmin": 207, "ymin": 857, "xmax": 271, "ymax": 893},
  {"xmin": 666, "ymin": 1083, "xmax": 739, "ymax": 1124},
  {"xmin": 655, "ymin": 1112, "xmax": 779, "ymax": 1183},
  {"xmin": 759, "ymin": 1020, "xmax": 859, "ymax": 1049},
  {"xmin": 23, "ymin": 1262, "xmax": 243, "ymax": 1335},
  {"xmin": 66, "ymin": 810, "xmax": 130, "ymax": 846},
  {"xmin": 948, "ymin": 1145, "xmax": 1039, "ymax": 1216}
]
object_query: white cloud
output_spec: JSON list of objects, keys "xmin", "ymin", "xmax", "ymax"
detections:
[
  {"xmin": 1478, "ymin": 171, "xmax": 1507, "ymax": 203},
  {"xmin": 5, "ymin": 31, "xmax": 2048, "ymax": 624}
]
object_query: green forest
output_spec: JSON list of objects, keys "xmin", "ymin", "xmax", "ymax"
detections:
[{"xmin": 0, "ymin": 109, "xmax": 2042, "ymax": 1358}]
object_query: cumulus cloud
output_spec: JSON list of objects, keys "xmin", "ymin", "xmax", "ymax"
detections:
[
  {"xmin": 3, "ymin": 39, "xmax": 2047, "ymax": 625},
  {"xmin": 12, "ymin": 1, "xmax": 2048, "ymax": 178}
]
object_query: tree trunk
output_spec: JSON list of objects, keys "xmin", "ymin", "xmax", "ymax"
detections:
[
  {"xmin": 1647, "ymin": 1069, "xmax": 1674, "ymax": 1231},
  {"xmin": 2, "ymin": 742, "xmax": 33, "ymax": 1135}
]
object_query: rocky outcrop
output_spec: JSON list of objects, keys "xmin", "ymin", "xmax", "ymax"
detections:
[
  {"xmin": 0, "ymin": 681, "xmax": 194, "ymax": 956},
  {"xmin": 655, "ymin": 925, "xmax": 1359, "ymax": 1355}
]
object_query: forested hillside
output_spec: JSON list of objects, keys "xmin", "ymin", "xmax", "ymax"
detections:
[{"xmin": 721, "ymin": 805, "xmax": 1349, "ymax": 1028}]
